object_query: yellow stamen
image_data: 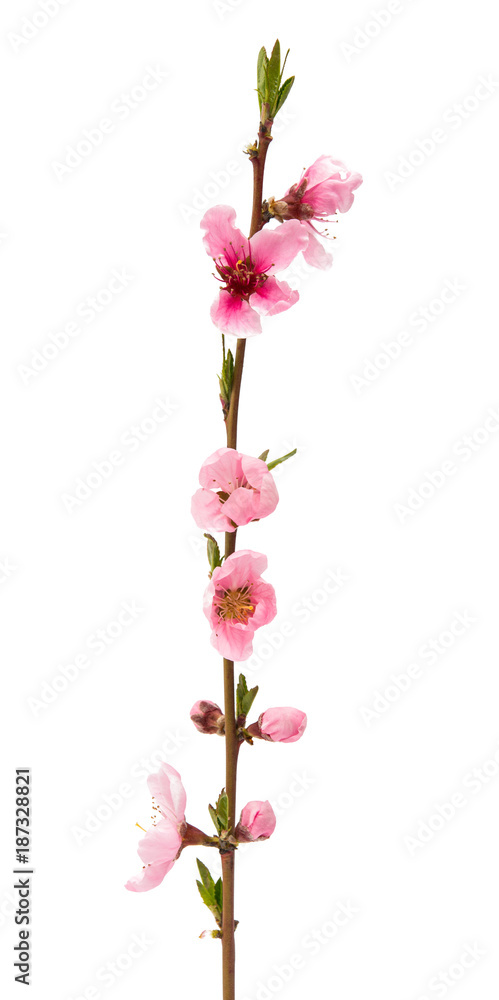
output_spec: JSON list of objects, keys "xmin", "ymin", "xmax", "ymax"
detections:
[{"xmin": 216, "ymin": 584, "xmax": 255, "ymax": 623}]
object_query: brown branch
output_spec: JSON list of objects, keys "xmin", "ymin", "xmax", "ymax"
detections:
[{"xmin": 221, "ymin": 114, "xmax": 273, "ymax": 1000}]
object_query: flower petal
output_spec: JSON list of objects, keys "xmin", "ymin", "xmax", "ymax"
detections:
[
  {"xmin": 200, "ymin": 205, "xmax": 249, "ymax": 266},
  {"xmin": 210, "ymin": 550, "xmax": 268, "ymax": 591},
  {"xmin": 191, "ymin": 488, "xmax": 234, "ymax": 532},
  {"xmin": 302, "ymin": 155, "xmax": 347, "ymax": 188},
  {"xmin": 222, "ymin": 486, "xmax": 260, "ymax": 526},
  {"xmin": 236, "ymin": 800, "xmax": 276, "ymax": 841},
  {"xmin": 259, "ymin": 707, "xmax": 307, "ymax": 743},
  {"xmin": 306, "ymin": 176, "xmax": 363, "ymax": 215},
  {"xmin": 247, "ymin": 579, "xmax": 277, "ymax": 629},
  {"xmin": 210, "ymin": 291, "xmax": 262, "ymax": 338},
  {"xmin": 210, "ymin": 618, "xmax": 256, "ymax": 661},
  {"xmin": 125, "ymin": 859, "xmax": 174, "ymax": 892},
  {"xmin": 198, "ymin": 447, "xmax": 243, "ymax": 492},
  {"xmin": 251, "ymin": 275, "xmax": 299, "ymax": 316},
  {"xmin": 250, "ymin": 220, "xmax": 308, "ymax": 274},
  {"xmin": 137, "ymin": 818, "xmax": 182, "ymax": 866},
  {"xmin": 147, "ymin": 763, "xmax": 186, "ymax": 825},
  {"xmin": 239, "ymin": 455, "xmax": 270, "ymax": 491},
  {"xmin": 302, "ymin": 230, "xmax": 333, "ymax": 270}
]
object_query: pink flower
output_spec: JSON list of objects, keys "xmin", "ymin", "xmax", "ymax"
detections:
[
  {"xmin": 272, "ymin": 156, "xmax": 363, "ymax": 269},
  {"xmin": 190, "ymin": 699, "xmax": 224, "ymax": 734},
  {"xmin": 125, "ymin": 763, "xmax": 186, "ymax": 892},
  {"xmin": 251, "ymin": 707, "xmax": 307, "ymax": 743},
  {"xmin": 235, "ymin": 800, "xmax": 276, "ymax": 842},
  {"xmin": 201, "ymin": 205, "xmax": 308, "ymax": 337},
  {"xmin": 191, "ymin": 447, "xmax": 279, "ymax": 533},
  {"xmin": 125, "ymin": 819, "xmax": 183, "ymax": 892},
  {"xmin": 203, "ymin": 550, "xmax": 276, "ymax": 661}
]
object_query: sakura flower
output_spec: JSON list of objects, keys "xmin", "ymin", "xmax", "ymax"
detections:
[
  {"xmin": 191, "ymin": 447, "xmax": 279, "ymax": 533},
  {"xmin": 235, "ymin": 800, "xmax": 276, "ymax": 842},
  {"xmin": 125, "ymin": 763, "xmax": 186, "ymax": 892},
  {"xmin": 190, "ymin": 699, "xmax": 225, "ymax": 734},
  {"xmin": 125, "ymin": 763, "xmax": 212, "ymax": 892},
  {"xmin": 248, "ymin": 707, "xmax": 307, "ymax": 743},
  {"xmin": 203, "ymin": 549, "xmax": 276, "ymax": 661},
  {"xmin": 201, "ymin": 205, "xmax": 308, "ymax": 337},
  {"xmin": 270, "ymin": 156, "xmax": 363, "ymax": 269},
  {"xmin": 125, "ymin": 818, "xmax": 183, "ymax": 892}
]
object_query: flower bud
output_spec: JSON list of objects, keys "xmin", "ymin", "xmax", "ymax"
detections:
[
  {"xmin": 235, "ymin": 800, "xmax": 276, "ymax": 842},
  {"xmin": 247, "ymin": 706, "xmax": 307, "ymax": 743},
  {"xmin": 190, "ymin": 700, "xmax": 225, "ymax": 735},
  {"xmin": 266, "ymin": 189, "xmax": 314, "ymax": 223}
]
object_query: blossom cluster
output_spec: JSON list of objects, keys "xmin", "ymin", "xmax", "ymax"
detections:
[
  {"xmin": 126, "ymin": 763, "xmax": 276, "ymax": 891},
  {"xmin": 202, "ymin": 156, "xmax": 362, "ymax": 337},
  {"xmin": 126, "ymin": 149, "xmax": 360, "ymax": 904}
]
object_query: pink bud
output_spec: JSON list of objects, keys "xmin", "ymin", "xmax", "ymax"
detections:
[
  {"xmin": 258, "ymin": 707, "xmax": 307, "ymax": 743},
  {"xmin": 190, "ymin": 700, "xmax": 224, "ymax": 735},
  {"xmin": 235, "ymin": 800, "xmax": 276, "ymax": 842}
]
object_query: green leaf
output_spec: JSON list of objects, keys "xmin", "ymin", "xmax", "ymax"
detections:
[
  {"xmin": 236, "ymin": 673, "xmax": 249, "ymax": 717},
  {"xmin": 204, "ymin": 534, "xmax": 223, "ymax": 577},
  {"xmin": 196, "ymin": 860, "xmax": 222, "ymax": 922},
  {"xmin": 267, "ymin": 448, "xmax": 297, "ymax": 471},
  {"xmin": 267, "ymin": 39, "xmax": 281, "ymax": 112},
  {"xmin": 279, "ymin": 48, "xmax": 290, "ymax": 85},
  {"xmin": 236, "ymin": 672, "xmax": 258, "ymax": 719},
  {"xmin": 258, "ymin": 449, "xmax": 269, "ymax": 462},
  {"xmin": 196, "ymin": 880, "xmax": 215, "ymax": 908},
  {"xmin": 217, "ymin": 792, "xmax": 229, "ymax": 830},
  {"xmin": 218, "ymin": 347, "xmax": 235, "ymax": 420},
  {"xmin": 208, "ymin": 803, "xmax": 220, "ymax": 832},
  {"xmin": 241, "ymin": 685, "xmax": 259, "ymax": 718},
  {"xmin": 214, "ymin": 878, "xmax": 223, "ymax": 911},
  {"xmin": 275, "ymin": 76, "xmax": 295, "ymax": 114},
  {"xmin": 225, "ymin": 348, "xmax": 234, "ymax": 380},
  {"xmin": 236, "ymin": 673, "xmax": 248, "ymax": 717},
  {"xmin": 257, "ymin": 46, "xmax": 268, "ymax": 112},
  {"xmin": 197, "ymin": 858, "xmax": 215, "ymax": 896}
]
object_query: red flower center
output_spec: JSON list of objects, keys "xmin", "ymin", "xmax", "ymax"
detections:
[{"xmin": 214, "ymin": 251, "xmax": 267, "ymax": 300}]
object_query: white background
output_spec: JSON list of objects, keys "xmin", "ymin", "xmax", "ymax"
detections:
[{"xmin": 1, "ymin": 1, "xmax": 498, "ymax": 998}]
